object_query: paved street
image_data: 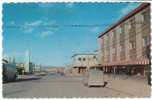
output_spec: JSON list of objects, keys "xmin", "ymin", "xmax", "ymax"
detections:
[{"xmin": 3, "ymin": 73, "xmax": 151, "ymax": 98}]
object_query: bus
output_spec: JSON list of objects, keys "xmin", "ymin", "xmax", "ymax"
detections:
[{"xmin": 3, "ymin": 59, "xmax": 17, "ymax": 82}]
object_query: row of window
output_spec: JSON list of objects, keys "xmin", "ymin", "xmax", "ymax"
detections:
[
  {"xmin": 77, "ymin": 56, "xmax": 97, "ymax": 61},
  {"xmin": 100, "ymin": 8, "xmax": 150, "ymax": 63},
  {"xmin": 102, "ymin": 9, "xmax": 150, "ymax": 50}
]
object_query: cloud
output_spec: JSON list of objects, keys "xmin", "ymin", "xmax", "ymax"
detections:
[
  {"xmin": 113, "ymin": 3, "xmax": 141, "ymax": 23},
  {"xmin": 22, "ymin": 20, "xmax": 42, "ymax": 33},
  {"xmin": 38, "ymin": 3, "xmax": 54, "ymax": 8},
  {"xmin": 25, "ymin": 20, "xmax": 42, "ymax": 26},
  {"xmin": 10, "ymin": 21, "xmax": 15, "ymax": 25},
  {"xmin": 65, "ymin": 3, "xmax": 75, "ymax": 8},
  {"xmin": 120, "ymin": 3, "xmax": 140, "ymax": 15},
  {"xmin": 40, "ymin": 31, "xmax": 54, "ymax": 38},
  {"xmin": 20, "ymin": 19, "xmax": 57, "ymax": 38},
  {"xmin": 23, "ymin": 27, "xmax": 34, "ymax": 33},
  {"xmin": 89, "ymin": 27, "xmax": 101, "ymax": 33},
  {"xmin": 21, "ymin": 20, "xmax": 56, "ymax": 34},
  {"xmin": 13, "ymin": 51, "xmax": 25, "ymax": 57},
  {"xmin": 43, "ymin": 20, "xmax": 56, "ymax": 26}
]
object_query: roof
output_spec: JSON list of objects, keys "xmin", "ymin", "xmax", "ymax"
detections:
[
  {"xmin": 98, "ymin": 3, "xmax": 150, "ymax": 38},
  {"xmin": 71, "ymin": 53, "xmax": 97, "ymax": 58},
  {"xmin": 2, "ymin": 59, "xmax": 8, "ymax": 63}
]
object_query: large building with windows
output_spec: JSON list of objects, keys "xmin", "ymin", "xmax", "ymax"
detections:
[
  {"xmin": 71, "ymin": 53, "xmax": 98, "ymax": 75},
  {"xmin": 98, "ymin": 3, "xmax": 150, "ymax": 76}
]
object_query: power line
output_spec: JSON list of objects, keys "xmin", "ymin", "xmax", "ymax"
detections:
[{"xmin": 3, "ymin": 22, "xmax": 146, "ymax": 28}]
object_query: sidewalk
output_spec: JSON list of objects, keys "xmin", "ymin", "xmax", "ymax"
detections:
[
  {"xmin": 104, "ymin": 74, "xmax": 151, "ymax": 97},
  {"xmin": 17, "ymin": 75, "xmax": 41, "ymax": 80}
]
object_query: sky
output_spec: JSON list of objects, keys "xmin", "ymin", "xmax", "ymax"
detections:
[{"xmin": 3, "ymin": 2, "xmax": 141, "ymax": 67}]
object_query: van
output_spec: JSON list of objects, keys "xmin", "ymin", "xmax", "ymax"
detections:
[{"xmin": 87, "ymin": 67, "xmax": 105, "ymax": 87}]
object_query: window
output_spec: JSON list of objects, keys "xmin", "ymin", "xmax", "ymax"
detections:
[
  {"xmin": 106, "ymin": 34, "xmax": 110, "ymax": 47},
  {"xmin": 113, "ymin": 30, "xmax": 116, "ymax": 39},
  {"xmin": 112, "ymin": 48, "xmax": 116, "ymax": 55},
  {"xmin": 130, "ymin": 17, "xmax": 135, "ymax": 29},
  {"xmin": 110, "ymin": 31, "xmax": 113, "ymax": 37},
  {"xmin": 128, "ymin": 22, "xmax": 131, "ymax": 30},
  {"xmin": 130, "ymin": 41, "xmax": 136, "ymax": 49},
  {"xmin": 142, "ymin": 10, "xmax": 150, "ymax": 23},
  {"xmin": 93, "ymin": 56, "xmax": 96, "ymax": 59},
  {"xmin": 83, "ymin": 58, "xmax": 86, "ymax": 61},
  {"xmin": 78, "ymin": 58, "xmax": 81, "ymax": 61},
  {"xmin": 143, "ymin": 36, "xmax": 150, "ymax": 46},
  {"xmin": 112, "ymin": 30, "xmax": 116, "ymax": 47},
  {"xmin": 118, "ymin": 27, "xmax": 122, "ymax": 34}
]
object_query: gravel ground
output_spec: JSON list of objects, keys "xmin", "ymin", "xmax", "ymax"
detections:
[{"xmin": 3, "ymin": 73, "xmax": 151, "ymax": 98}]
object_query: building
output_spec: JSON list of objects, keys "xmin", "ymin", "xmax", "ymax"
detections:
[
  {"xmin": 98, "ymin": 3, "xmax": 150, "ymax": 76},
  {"xmin": 29, "ymin": 62, "xmax": 35, "ymax": 73},
  {"xmin": 71, "ymin": 53, "xmax": 98, "ymax": 75},
  {"xmin": 43, "ymin": 67, "xmax": 65, "ymax": 74},
  {"xmin": 33, "ymin": 64, "xmax": 41, "ymax": 72},
  {"xmin": 16, "ymin": 63, "xmax": 25, "ymax": 75}
]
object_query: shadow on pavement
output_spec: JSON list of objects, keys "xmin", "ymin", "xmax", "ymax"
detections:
[{"xmin": 86, "ymin": 82, "xmax": 108, "ymax": 88}]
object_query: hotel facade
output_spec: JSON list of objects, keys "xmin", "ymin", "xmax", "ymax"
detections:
[{"xmin": 98, "ymin": 3, "xmax": 150, "ymax": 76}]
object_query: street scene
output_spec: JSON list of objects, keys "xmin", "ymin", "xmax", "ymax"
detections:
[
  {"xmin": 3, "ymin": 73, "xmax": 151, "ymax": 98},
  {"xmin": 2, "ymin": 2, "xmax": 151, "ymax": 98}
]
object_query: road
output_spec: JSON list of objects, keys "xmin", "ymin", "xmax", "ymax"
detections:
[{"xmin": 3, "ymin": 73, "xmax": 150, "ymax": 98}]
